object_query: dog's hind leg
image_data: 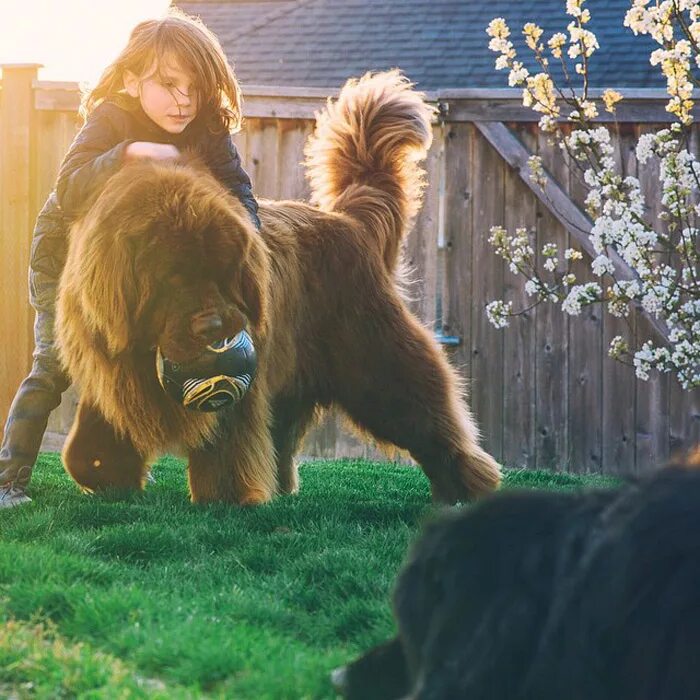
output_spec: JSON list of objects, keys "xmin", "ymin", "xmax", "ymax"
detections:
[
  {"xmin": 271, "ymin": 397, "xmax": 316, "ymax": 494},
  {"xmin": 62, "ymin": 400, "xmax": 148, "ymax": 492},
  {"xmin": 334, "ymin": 299, "xmax": 501, "ymax": 503},
  {"xmin": 187, "ymin": 384, "xmax": 278, "ymax": 505}
]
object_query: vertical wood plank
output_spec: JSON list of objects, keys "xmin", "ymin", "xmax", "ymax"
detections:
[
  {"xmin": 254, "ymin": 120, "xmax": 279, "ymax": 199},
  {"xmin": 535, "ymin": 130, "xmax": 569, "ymax": 471},
  {"xmin": 567, "ymin": 130, "xmax": 604, "ymax": 474},
  {"xmin": 669, "ymin": 381, "xmax": 700, "ymax": 456},
  {"xmin": 243, "ymin": 118, "xmax": 264, "ymax": 196},
  {"xmin": 635, "ymin": 123, "xmax": 671, "ymax": 470},
  {"xmin": 403, "ymin": 125, "xmax": 442, "ymax": 325},
  {"xmin": 0, "ymin": 65, "xmax": 39, "ymax": 431},
  {"xmin": 336, "ymin": 414, "xmax": 389, "ymax": 461},
  {"xmin": 601, "ymin": 124, "xmax": 637, "ymax": 474},
  {"xmin": 300, "ymin": 411, "xmax": 339, "ymax": 459},
  {"xmin": 298, "ymin": 121, "xmax": 316, "ymax": 202},
  {"xmin": 470, "ymin": 129, "xmax": 505, "ymax": 462},
  {"xmin": 442, "ymin": 123, "xmax": 474, "ymax": 394},
  {"xmin": 668, "ymin": 123, "xmax": 700, "ymax": 457},
  {"xmin": 276, "ymin": 119, "xmax": 312, "ymax": 201},
  {"xmin": 502, "ymin": 123, "xmax": 537, "ymax": 469}
]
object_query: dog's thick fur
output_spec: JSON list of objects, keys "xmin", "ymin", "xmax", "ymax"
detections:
[
  {"xmin": 334, "ymin": 456, "xmax": 700, "ymax": 700},
  {"xmin": 56, "ymin": 71, "xmax": 501, "ymax": 504}
]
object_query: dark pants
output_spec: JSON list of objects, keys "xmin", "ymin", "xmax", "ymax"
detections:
[{"xmin": 0, "ymin": 197, "xmax": 70, "ymax": 488}]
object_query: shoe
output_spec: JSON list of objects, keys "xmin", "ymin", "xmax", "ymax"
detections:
[{"xmin": 0, "ymin": 483, "xmax": 32, "ymax": 508}]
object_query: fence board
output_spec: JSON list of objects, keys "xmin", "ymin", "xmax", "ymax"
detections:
[
  {"xmin": 276, "ymin": 119, "xmax": 313, "ymax": 201},
  {"xmin": 502, "ymin": 124, "xmax": 537, "ymax": 469},
  {"xmin": 403, "ymin": 126, "xmax": 442, "ymax": 325},
  {"xmin": 635, "ymin": 124, "xmax": 671, "ymax": 470},
  {"xmin": 442, "ymin": 123, "xmax": 474, "ymax": 391},
  {"xmin": 0, "ymin": 66, "xmax": 38, "ymax": 431},
  {"xmin": 669, "ymin": 125, "xmax": 700, "ymax": 456},
  {"xmin": 534, "ymin": 131, "xmax": 569, "ymax": 470},
  {"xmin": 568, "ymin": 139, "xmax": 604, "ymax": 473},
  {"xmin": 242, "ymin": 118, "xmax": 262, "ymax": 193},
  {"xmin": 470, "ymin": 129, "xmax": 505, "ymax": 462},
  {"xmin": 300, "ymin": 410, "xmax": 338, "ymax": 459},
  {"xmin": 669, "ymin": 382, "xmax": 700, "ymax": 456},
  {"xmin": 602, "ymin": 124, "xmax": 637, "ymax": 474},
  {"xmin": 248, "ymin": 119, "xmax": 278, "ymax": 199}
]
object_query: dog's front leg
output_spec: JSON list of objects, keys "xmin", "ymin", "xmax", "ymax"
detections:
[
  {"xmin": 63, "ymin": 399, "xmax": 149, "ymax": 492},
  {"xmin": 187, "ymin": 385, "xmax": 277, "ymax": 505}
]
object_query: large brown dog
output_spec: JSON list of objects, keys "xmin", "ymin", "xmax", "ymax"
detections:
[{"xmin": 55, "ymin": 71, "xmax": 501, "ymax": 505}]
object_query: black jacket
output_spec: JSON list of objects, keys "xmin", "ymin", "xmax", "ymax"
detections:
[
  {"xmin": 55, "ymin": 100, "xmax": 259, "ymax": 225},
  {"xmin": 29, "ymin": 100, "xmax": 259, "ymax": 313}
]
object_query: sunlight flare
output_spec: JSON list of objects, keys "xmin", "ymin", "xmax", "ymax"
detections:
[{"xmin": 0, "ymin": 0, "xmax": 172, "ymax": 83}]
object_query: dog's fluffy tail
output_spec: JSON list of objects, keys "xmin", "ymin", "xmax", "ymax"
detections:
[{"xmin": 305, "ymin": 70, "xmax": 435, "ymax": 270}]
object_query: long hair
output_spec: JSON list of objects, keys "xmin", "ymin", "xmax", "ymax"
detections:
[{"xmin": 80, "ymin": 7, "xmax": 242, "ymax": 134}]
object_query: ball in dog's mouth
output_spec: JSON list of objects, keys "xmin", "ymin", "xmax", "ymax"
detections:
[{"xmin": 156, "ymin": 330, "xmax": 257, "ymax": 411}]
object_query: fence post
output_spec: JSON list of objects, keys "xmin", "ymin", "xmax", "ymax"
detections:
[{"xmin": 0, "ymin": 64, "xmax": 41, "ymax": 429}]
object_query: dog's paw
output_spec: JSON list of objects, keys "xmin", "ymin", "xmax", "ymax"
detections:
[
  {"xmin": 238, "ymin": 488, "xmax": 273, "ymax": 506},
  {"xmin": 431, "ymin": 449, "xmax": 502, "ymax": 504}
]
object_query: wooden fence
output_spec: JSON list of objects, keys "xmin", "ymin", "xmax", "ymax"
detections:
[{"xmin": 1, "ymin": 64, "xmax": 699, "ymax": 474}]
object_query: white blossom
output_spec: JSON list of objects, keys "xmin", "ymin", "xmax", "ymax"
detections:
[
  {"xmin": 484, "ymin": 1, "xmax": 700, "ymax": 386},
  {"xmin": 636, "ymin": 132, "xmax": 657, "ymax": 163},
  {"xmin": 591, "ymin": 254, "xmax": 615, "ymax": 276},
  {"xmin": 486, "ymin": 300, "xmax": 513, "ymax": 328},
  {"xmin": 562, "ymin": 283, "xmax": 602, "ymax": 315}
]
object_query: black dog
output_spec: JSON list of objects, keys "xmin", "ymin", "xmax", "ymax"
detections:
[{"xmin": 333, "ymin": 458, "xmax": 700, "ymax": 700}]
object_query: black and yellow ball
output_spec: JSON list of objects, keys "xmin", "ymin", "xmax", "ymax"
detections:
[{"xmin": 156, "ymin": 331, "xmax": 257, "ymax": 412}]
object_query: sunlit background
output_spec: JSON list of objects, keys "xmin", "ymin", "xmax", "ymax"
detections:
[{"xmin": 0, "ymin": 0, "xmax": 171, "ymax": 83}]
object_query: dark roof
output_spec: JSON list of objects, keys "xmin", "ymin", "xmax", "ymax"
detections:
[{"xmin": 177, "ymin": 0, "xmax": 664, "ymax": 90}]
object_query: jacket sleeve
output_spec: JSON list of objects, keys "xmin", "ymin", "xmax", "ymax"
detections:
[
  {"xmin": 55, "ymin": 103, "xmax": 132, "ymax": 218},
  {"xmin": 206, "ymin": 132, "xmax": 261, "ymax": 230}
]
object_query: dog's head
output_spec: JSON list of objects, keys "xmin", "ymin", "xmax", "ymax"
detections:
[{"xmin": 64, "ymin": 158, "xmax": 268, "ymax": 362}]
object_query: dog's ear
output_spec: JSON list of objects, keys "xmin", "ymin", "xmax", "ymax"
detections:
[{"xmin": 69, "ymin": 213, "xmax": 139, "ymax": 357}]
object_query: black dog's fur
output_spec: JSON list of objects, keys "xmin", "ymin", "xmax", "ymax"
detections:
[{"xmin": 334, "ymin": 458, "xmax": 700, "ymax": 700}]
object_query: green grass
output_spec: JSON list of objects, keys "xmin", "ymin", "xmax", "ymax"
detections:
[{"xmin": 0, "ymin": 453, "xmax": 619, "ymax": 699}]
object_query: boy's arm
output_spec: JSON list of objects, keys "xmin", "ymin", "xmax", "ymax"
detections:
[
  {"xmin": 207, "ymin": 133, "xmax": 261, "ymax": 230},
  {"xmin": 55, "ymin": 103, "xmax": 132, "ymax": 218}
]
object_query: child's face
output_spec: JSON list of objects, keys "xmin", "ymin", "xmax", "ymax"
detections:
[{"xmin": 124, "ymin": 56, "xmax": 199, "ymax": 134}]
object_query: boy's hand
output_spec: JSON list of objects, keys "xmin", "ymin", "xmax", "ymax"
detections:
[{"xmin": 125, "ymin": 142, "xmax": 181, "ymax": 161}]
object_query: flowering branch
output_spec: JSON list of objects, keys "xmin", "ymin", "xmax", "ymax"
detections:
[{"xmin": 485, "ymin": 0, "xmax": 700, "ymax": 388}]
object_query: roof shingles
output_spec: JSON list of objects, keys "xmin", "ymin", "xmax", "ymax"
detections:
[{"xmin": 177, "ymin": 0, "xmax": 665, "ymax": 89}]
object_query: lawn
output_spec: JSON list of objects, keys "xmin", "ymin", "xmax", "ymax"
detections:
[{"xmin": 0, "ymin": 453, "xmax": 618, "ymax": 699}]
